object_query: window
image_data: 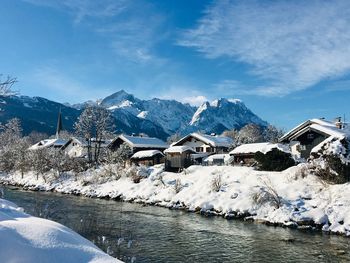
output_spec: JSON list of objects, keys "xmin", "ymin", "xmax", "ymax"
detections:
[
  {"xmin": 307, "ymin": 133, "xmax": 314, "ymax": 140},
  {"xmin": 196, "ymin": 147, "xmax": 204, "ymax": 152}
]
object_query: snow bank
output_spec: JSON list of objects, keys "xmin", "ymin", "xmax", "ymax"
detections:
[
  {"xmin": 1, "ymin": 165, "xmax": 350, "ymax": 237},
  {"xmin": 0, "ymin": 198, "xmax": 121, "ymax": 263}
]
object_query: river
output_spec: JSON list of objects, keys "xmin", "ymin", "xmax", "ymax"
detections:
[{"xmin": 2, "ymin": 186, "xmax": 350, "ymax": 263}]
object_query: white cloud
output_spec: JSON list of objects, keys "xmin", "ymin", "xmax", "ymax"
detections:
[
  {"xmin": 178, "ymin": 0, "xmax": 350, "ymax": 96},
  {"xmin": 182, "ymin": 95, "xmax": 208, "ymax": 106}
]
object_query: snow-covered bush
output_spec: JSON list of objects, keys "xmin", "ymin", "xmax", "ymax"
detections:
[
  {"xmin": 174, "ymin": 179, "xmax": 183, "ymax": 193},
  {"xmin": 211, "ymin": 174, "xmax": 222, "ymax": 192},
  {"xmin": 310, "ymin": 138, "xmax": 350, "ymax": 184},
  {"xmin": 254, "ymin": 148, "xmax": 295, "ymax": 171},
  {"xmin": 251, "ymin": 179, "xmax": 281, "ymax": 209}
]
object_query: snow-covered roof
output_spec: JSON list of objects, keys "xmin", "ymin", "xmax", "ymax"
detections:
[
  {"xmin": 280, "ymin": 118, "xmax": 349, "ymax": 142},
  {"xmin": 29, "ymin": 138, "xmax": 68, "ymax": 150},
  {"xmin": 203, "ymin": 154, "xmax": 234, "ymax": 163},
  {"xmin": 173, "ymin": 132, "xmax": 233, "ymax": 148},
  {"xmin": 230, "ymin": 142, "xmax": 290, "ymax": 155},
  {"xmin": 131, "ymin": 150, "xmax": 164, "ymax": 159},
  {"xmin": 115, "ymin": 134, "xmax": 168, "ymax": 149},
  {"xmin": 62, "ymin": 137, "xmax": 112, "ymax": 149},
  {"xmin": 164, "ymin": 146, "xmax": 196, "ymax": 154}
]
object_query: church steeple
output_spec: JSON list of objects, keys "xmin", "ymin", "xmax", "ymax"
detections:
[{"xmin": 55, "ymin": 107, "xmax": 63, "ymax": 139}]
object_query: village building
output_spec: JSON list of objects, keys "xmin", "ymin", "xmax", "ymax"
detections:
[
  {"xmin": 203, "ymin": 154, "xmax": 233, "ymax": 166},
  {"xmin": 28, "ymin": 108, "xmax": 67, "ymax": 151},
  {"xmin": 108, "ymin": 134, "xmax": 168, "ymax": 155},
  {"xmin": 164, "ymin": 146, "xmax": 196, "ymax": 172},
  {"xmin": 61, "ymin": 137, "xmax": 111, "ymax": 159},
  {"xmin": 279, "ymin": 118, "xmax": 349, "ymax": 159},
  {"xmin": 28, "ymin": 138, "xmax": 68, "ymax": 151},
  {"xmin": 171, "ymin": 132, "xmax": 233, "ymax": 154},
  {"xmin": 229, "ymin": 142, "xmax": 290, "ymax": 166},
  {"xmin": 130, "ymin": 150, "xmax": 164, "ymax": 166},
  {"xmin": 164, "ymin": 133, "xmax": 233, "ymax": 171}
]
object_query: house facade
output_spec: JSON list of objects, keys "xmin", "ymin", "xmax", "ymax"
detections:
[
  {"xmin": 229, "ymin": 142, "xmax": 290, "ymax": 166},
  {"xmin": 171, "ymin": 133, "xmax": 234, "ymax": 154},
  {"xmin": 130, "ymin": 150, "xmax": 164, "ymax": 166},
  {"xmin": 164, "ymin": 146, "xmax": 195, "ymax": 172},
  {"xmin": 279, "ymin": 118, "xmax": 349, "ymax": 159},
  {"xmin": 61, "ymin": 137, "xmax": 111, "ymax": 159}
]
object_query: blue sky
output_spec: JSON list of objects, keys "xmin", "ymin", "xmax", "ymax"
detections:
[{"xmin": 1, "ymin": 0, "xmax": 350, "ymax": 130}]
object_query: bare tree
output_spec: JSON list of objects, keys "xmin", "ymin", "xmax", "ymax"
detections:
[
  {"xmin": 74, "ymin": 105, "xmax": 115, "ymax": 165},
  {"xmin": 0, "ymin": 75, "xmax": 18, "ymax": 96},
  {"xmin": 13, "ymin": 138, "xmax": 31, "ymax": 179},
  {"xmin": 263, "ymin": 125, "xmax": 284, "ymax": 143},
  {"xmin": 238, "ymin": 124, "xmax": 264, "ymax": 144}
]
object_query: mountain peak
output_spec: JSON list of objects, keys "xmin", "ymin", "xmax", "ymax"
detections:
[{"xmin": 100, "ymin": 90, "xmax": 137, "ymax": 107}]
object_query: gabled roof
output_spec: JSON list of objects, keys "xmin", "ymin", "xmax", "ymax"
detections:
[
  {"xmin": 280, "ymin": 119, "xmax": 348, "ymax": 142},
  {"xmin": 230, "ymin": 142, "xmax": 290, "ymax": 155},
  {"xmin": 29, "ymin": 138, "xmax": 68, "ymax": 150},
  {"xmin": 113, "ymin": 134, "xmax": 168, "ymax": 149},
  {"xmin": 172, "ymin": 132, "xmax": 233, "ymax": 148},
  {"xmin": 164, "ymin": 146, "xmax": 196, "ymax": 154},
  {"xmin": 61, "ymin": 137, "xmax": 112, "ymax": 149},
  {"xmin": 131, "ymin": 150, "xmax": 164, "ymax": 159}
]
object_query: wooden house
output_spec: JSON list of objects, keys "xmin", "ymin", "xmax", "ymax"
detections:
[
  {"xmin": 279, "ymin": 118, "xmax": 349, "ymax": 159},
  {"xmin": 108, "ymin": 134, "xmax": 168, "ymax": 155},
  {"xmin": 130, "ymin": 150, "xmax": 164, "ymax": 166},
  {"xmin": 229, "ymin": 142, "xmax": 289, "ymax": 166},
  {"xmin": 164, "ymin": 146, "xmax": 196, "ymax": 172}
]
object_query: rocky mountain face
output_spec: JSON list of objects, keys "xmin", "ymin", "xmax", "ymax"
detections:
[
  {"xmin": 0, "ymin": 95, "xmax": 80, "ymax": 135},
  {"xmin": 0, "ymin": 90, "xmax": 267, "ymax": 140}
]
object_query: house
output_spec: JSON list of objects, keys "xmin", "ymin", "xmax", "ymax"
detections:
[
  {"xmin": 108, "ymin": 134, "xmax": 168, "ymax": 155},
  {"xmin": 203, "ymin": 154, "xmax": 234, "ymax": 166},
  {"xmin": 28, "ymin": 138, "xmax": 68, "ymax": 151},
  {"xmin": 61, "ymin": 137, "xmax": 111, "ymax": 159},
  {"xmin": 130, "ymin": 150, "xmax": 164, "ymax": 166},
  {"xmin": 171, "ymin": 132, "xmax": 234, "ymax": 154},
  {"xmin": 279, "ymin": 118, "xmax": 349, "ymax": 159},
  {"xmin": 164, "ymin": 146, "xmax": 196, "ymax": 172},
  {"xmin": 164, "ymin": 132, "xmax": 234, "ymax": 170},
  {"xmin": 229, "ymin": 142, "xmax": 290, "ymax": 166}
]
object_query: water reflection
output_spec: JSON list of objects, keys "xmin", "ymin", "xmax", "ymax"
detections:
[{"xmin": 3, "ymin": 187, "xmax": 350, "ymax": 263}]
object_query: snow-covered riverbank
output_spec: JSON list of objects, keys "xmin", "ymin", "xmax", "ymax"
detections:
[
  {"xmin": 1, "ymin": 164, "xmax": 350, "ymax": 236},
  {"xmin": 0, "ymin": 198, "xmax": 121, "ymax": 263}
]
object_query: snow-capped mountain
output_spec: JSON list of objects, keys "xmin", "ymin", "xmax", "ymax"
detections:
[
  {"xmin": 100, "ymin": 90, "xmax": 267, "ymax": 138},
  {"xmin": 188, "ymin": 98, "xmax": 268, "ymax": 134},
  {"xmin": 0, "ymin": 90, "xmax": 267, "ymax": 140}
]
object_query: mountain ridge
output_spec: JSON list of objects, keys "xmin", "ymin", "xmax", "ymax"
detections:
[{"xmin": 0, "ymin": 91, "xmax": 268, "ymax": 140}]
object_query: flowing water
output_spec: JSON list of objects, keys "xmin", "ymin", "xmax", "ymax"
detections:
[{"xmin": 3, "ymin": 186, "xmax": 350, "ymax": 263}]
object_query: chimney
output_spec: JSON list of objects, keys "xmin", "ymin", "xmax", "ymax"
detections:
[
  {"xmin": 335, "ymin": 117, "xmax": 343, "ymax": 129},
  {"xmin": 210, "ymin": 132, "xmax": 216, "ymax": 136}
]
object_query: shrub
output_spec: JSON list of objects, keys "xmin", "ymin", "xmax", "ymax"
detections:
[
  {"xmin": 254, "ymin": 148, "xmax": 295, "ymax": 171},
  {"xmin": 211, "ymin": 174, "xmax": 222, "ymax": 192},
  {"xmin": 251, "ymin": 179, "xmax": 281, "ymax": 209},
  {"xmin": 314, "ymin": 155, "xmax": 350, "ymax": 184},
  {"xmin": 174, "ymin": 179, "xmax": 183, "ymax": 193}
]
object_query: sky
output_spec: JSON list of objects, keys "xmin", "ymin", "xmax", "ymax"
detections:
[{"xmin": 1, "ymin": 0, "xmax": 350, "ymax": 130}]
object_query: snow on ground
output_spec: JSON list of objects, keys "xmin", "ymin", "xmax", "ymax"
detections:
[
  {"xmin": 1, "ymin": 164, "xmax": 350, "ymax": 236},
  {"xmin": 0, "ymin": 198, "xmax": 121, "ymax": 263}
]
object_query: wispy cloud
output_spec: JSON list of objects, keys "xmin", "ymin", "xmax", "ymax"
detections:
[
  {"xmin": 24, "ymin": 0, "xmax": 166, "ymax": 64},
  {"xmin": 178, "ymin": 0, "xmax": 350, "ymax": 96},
  {"xmin": 157, "ymin": 86, "xmax": 208, "ymax": 106}
]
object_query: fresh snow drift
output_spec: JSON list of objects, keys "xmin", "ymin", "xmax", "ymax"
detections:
[
  {"xmin": 0, "ymin": 198, "xmax": 120, "ymax": 263},
  {"xmin": 1, "ymin": 164, "xmax": 350, "ymax": 236}
]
